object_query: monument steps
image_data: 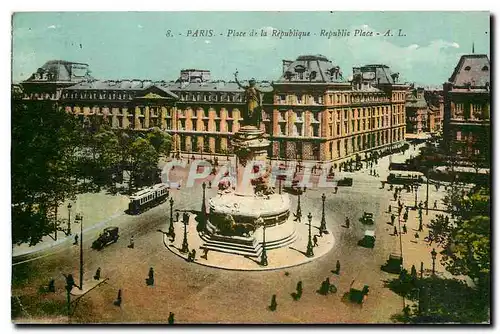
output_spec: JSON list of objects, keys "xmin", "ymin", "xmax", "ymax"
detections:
[{"xmin": 199, "ymin": 222, "xmax": 298, "ymax": 258}]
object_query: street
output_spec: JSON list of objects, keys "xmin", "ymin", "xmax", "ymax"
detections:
[{"xmin": 12, "ymin": 145, "xmax": 454, "ymax": 323}]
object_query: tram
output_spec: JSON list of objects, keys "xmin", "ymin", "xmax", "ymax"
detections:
[{"xmin": 128, "ymin": 183, "xmax": 169, "ymax": 215}]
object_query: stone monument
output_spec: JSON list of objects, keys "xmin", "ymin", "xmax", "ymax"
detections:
[{"xmin": 200, "ymin": 72, "xmax": 297, "ymax": 258}]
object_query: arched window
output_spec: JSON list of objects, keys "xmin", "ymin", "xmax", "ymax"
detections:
[
  {"xmin": 464, "ymin": 66, "xmax": 471, "ymax": 71},
  {"xmin": 482, "ymin": 65, "xmax": 489, "ymax": 71}
]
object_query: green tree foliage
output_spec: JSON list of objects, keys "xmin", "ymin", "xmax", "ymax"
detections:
[
  {"xmin": 387, "ymin": 276, "xmax": 489, "ymax": 323},
  {"xmin": 12, "ymin": 101, "xmax": 81, "ymax": 245},
  {"xmin": 426, "ymin": 186, "xmax": 490, "ymax": 317},
  {"xmin": 128, "ymin": 137, "xmax": 159, "ymax": 191},
  {"xmin": 146, "ymin": 127, "xmax": 172, "ymax": 156}
]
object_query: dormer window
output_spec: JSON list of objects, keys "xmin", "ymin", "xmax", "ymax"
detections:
[
  {"xmin": 464, "ymin": 66, "xmax": 471, "ymax": 71},
  {"xmin": 310, "ymin": 71, "xmax": 317, "ymax": 80},
  {"xmin": 482, "ymin": 66, "xmax": 489, "ymax": 71}
]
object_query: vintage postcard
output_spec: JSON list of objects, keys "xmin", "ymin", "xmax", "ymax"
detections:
[{"xmin": 11, "ymin": 11, "xmax": 491, "ymax": 324}]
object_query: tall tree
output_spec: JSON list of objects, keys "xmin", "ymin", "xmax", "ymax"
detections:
[
  {"xmin": 12, "ymin": 100, "xmax": 82, "ymax": 245},
  {"xmin": 128, "ymin": 137, "xmax": 158, "ymax": 192}
]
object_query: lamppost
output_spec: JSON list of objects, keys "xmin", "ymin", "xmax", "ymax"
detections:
[
  {"xmin": 200, "ymin": 182, "xmax": 207, "ymax": 231},
  {"xmin": 306, "ymin": 212, "xmax": 314, "ymax": 258},
  {"xmin": 295, "ymin": 192, "xmax": 302, "ymax": 222},
  {"xmin": 319, "ymin": 193, "xmax": 328, "ymax": 235},
  {"xmin": 258, "ymin": 217, "xmax": 268, "ymax": 266},
  {"xmin": 181, "ymin": 212, "xmax": 189, "ymax": 253},
  {"xmin": 425, "ymin": 169, "xmax": 430, "ymax": 215},
  {"xmin": 75, "ymin": 213, "xmax": 84, "ymax": 290},
  {"xmin": 431, "ymin": 248, "xmax": 437, "ymax": 275},
  {"xmin": 67, "ymin": 203, "xmax": 72, "ymax": 236},
  {"xmin": 169, "ymin": 197, "xmax": 175, "ymax": 236},
  {"xmin": 413, "ymin": 182, "xmax": 420, "ymax": 208}
]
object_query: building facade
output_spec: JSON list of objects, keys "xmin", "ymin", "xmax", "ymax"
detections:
[
  {"xmin": 443, "ymin": 54, "xmax": 490, "ymax": 165},
  {"xmin": 17, "ymin": 55, "xmax": 410, "ymax": 163},
  {"xmin": 405, "ymin": 87, "xmax": 430, "ymax": 136}
]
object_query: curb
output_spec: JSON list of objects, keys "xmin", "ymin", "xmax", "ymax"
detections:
[
  {"xmin": 163, "ymin": 230, "xmax": 335, "ymax": 272},
  {"xmin": 12, "ymin": 210, "xmax": 125, "ymax": 261}
]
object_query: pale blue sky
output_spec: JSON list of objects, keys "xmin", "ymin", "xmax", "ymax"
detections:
[{"xmin": 12, "ymin": 11, "xmax": 490, "ymax": 86}]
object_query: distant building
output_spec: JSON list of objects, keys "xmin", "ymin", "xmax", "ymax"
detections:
[
  {"xmin": 443, "ymin": 54, "xmax": 490, "ymax": 165},
  {"xmin": 16, "ymin": 55, "xmax": 410, "ymax": 163},
  {"xmin": 405, "ymin": 87, "xmax": 430, "ymax": 138}
]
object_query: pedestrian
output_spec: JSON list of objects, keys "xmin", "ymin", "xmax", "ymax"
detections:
[
  {"xmin": 208, "ymin": 180, "xmax": 212, "ymax": 188},
  {"xmin": 269, "ymin": 294, "xmax": 278, "ymax": 311},
  {"xmin": 393, "ymin": 226, "xmax": 398, "ymax": 236},
  {"xmin": 202, "ymin": 248, "xmax": 209, "ymax": 260},
  {"xmin": 146, "ymin": 267, "xmax": 154, "ymax": 286},
  {"xmin": 48, "ymin": 279, "xmax": 56, "ymax": 293},
  {"xmin": 128, "ymin": 236, "xmax": 134, "ymax": 249},
  {"xmin": 113, "ymin": 289, "xmax": 122, "ymax": 307},
  {"xmin": 402, "ymin": 224, "xmax": 407, "ymax": 234},
  {"xmin": 168, "ymin": 312, "xmax": 175, "ymax": 324},
  {"xmin": 176, "ymin": 211, "xmax": 180, "ymax": 222},
  {"xmin": 170, "ymin": 231, "xmax": 176, "ymax": 243},
  {"xmin": 73, "ymin": 234, "xmax": 79, "ymax": 246},
  {"xmin": 94, "ymin": 267, "xmax": 101, "ymax": 280},
  {"xmin": 334, "ymin": 186, "xmax": 338, "ymax": 194},
  {"xmin": 64, "ymin": 274, "xmax": 76, "ymax": 293},
  {"xmin": 388, "ymin": 204, "xmax": 391, "ymax": 213},
  {"xmin": 345, "ymin": 217, "xmax": 350, "ymax": 228},
  {"xmin": 390, "ymin": 214, "xmax": 395, "ymax": 225},
  {"xmin": 313, "ymin": 235, "xmax": 318, "ymax": 247},
  {"xmin": 336, "ymin": 260, "xmax": 341, "ymax": 274},
  {"xmin": 434, "ymin": 200, "xmax": 437, "ymax": 209},
  {"xmin": 414, "ymin": 232, "xmax": 420, "ymax": 240}
]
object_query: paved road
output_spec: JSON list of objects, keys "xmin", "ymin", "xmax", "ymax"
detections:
[{"xmin": 12, "ymin": 146, "xmax": 451, "ymax": 324}]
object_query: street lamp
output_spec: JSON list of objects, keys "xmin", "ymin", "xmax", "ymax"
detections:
[
  {"xmin": 181, "ymin": 212, "xmax": 189, "ymax": 253},
  {"xmin": 295, "ymin": 192, "xmax": 302, "ymax": 223},
  {"xmin": 200, "ymin": 182, "xmax": 207, "ymax": 231},
  {"xmin": 431, "ymin": 248, "xmax": 437, "ymax": 275},
  {"xmin": 319, "ymin": 193, "xmax": 328, "ymax": 235},
  {"xmin": 168, "ymin": 197, "xmax": 174, "ymax": 236},
  {"xmin": 67, "ymin": 203, "xmax": 72, "ymax": 236},
  {"xmin": 75, "ymin": 213, "xmax": 84, "ymax": 290},
  {"xmin": 258, "ymin": 217, "xmax": 268, "ymax": 266},
  {"xmin": 306, "ymin": 212, "xmax": 314, "ymax": 258},
  {"xmin": 413, "ymin": 182, "xmax": 420, "ymax": 208}
]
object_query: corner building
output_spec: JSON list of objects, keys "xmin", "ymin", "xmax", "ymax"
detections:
[
  {"xmin": 270, "ymin": 55, "xmax": 409, "ymax": 162},
  {"xmin": 18, "ymin": 55, "xmax": 409, "ymax": 163},
  {"xmin": 442, "ymin": 54, "xmax": 491, "ymax": 165}
]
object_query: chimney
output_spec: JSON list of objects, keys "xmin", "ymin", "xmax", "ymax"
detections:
[{"xmin": 282, "ymin": 60, "xmax": 293, "ymax": 74}]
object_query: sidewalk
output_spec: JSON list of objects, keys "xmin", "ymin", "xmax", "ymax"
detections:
[{"xmin": 13, "ymin": 191, "xmax": 129, "ymax": 259}]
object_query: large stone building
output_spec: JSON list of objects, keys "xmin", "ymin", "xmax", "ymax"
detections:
[
  {"xmin": 17, "ymin": 55, "xmax": 410, "ymax": 163},
  {"xmin": 442, "ymin": 54, "xmax": 490, "ymax": 165}
]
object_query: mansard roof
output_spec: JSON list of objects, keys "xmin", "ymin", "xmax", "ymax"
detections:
[
  {"xmin": 448, "ymin": 54, "xmax": 490, "ymax": 88},
  {"xmin": 24, "ymin": 60, "xmax": 93, "ymax": 83},
  {"xmin": 278, "ymin": 54, "xmax": 346, "ymax": 83}
]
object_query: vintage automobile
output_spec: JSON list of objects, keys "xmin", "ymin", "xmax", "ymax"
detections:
[
  {"xmin": 92, "ymin": 226, "xmax": 119, "ymax": 250},
  {"xmin": 337, "ymin": 177, "xmax": 353, "ymax": 186},
  {"xmin": 358, "ymin": 230, "xmax": 375, "ymax": 248},
  {"xmin": 381, "ymin": 253, "xmax": 403, "ymax": 274},
  {"xmin": 359, "ymin": 212, "xmax": 374, "ymax": 225}
]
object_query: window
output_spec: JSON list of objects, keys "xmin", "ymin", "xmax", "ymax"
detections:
[
  {"xmin": 482, "ymin": 66, "xmax": 489, "ymax": 71},
  {"xmin": 456, "ymin": 131, "xmax": 462, "ymax": 140},
  {"xmin": 464, "ymin": 66, "xmax": 471, "ymax": 71}
]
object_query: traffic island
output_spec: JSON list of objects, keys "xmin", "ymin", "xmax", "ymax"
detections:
[{"xmin": 163, "ymin": 214, "xmax": 335, "ymax": 271}]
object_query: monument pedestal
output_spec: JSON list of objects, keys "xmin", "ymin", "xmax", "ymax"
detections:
[{"xmin": 201, "ymin": 125, "xmax": 296, "ymax": 258}]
